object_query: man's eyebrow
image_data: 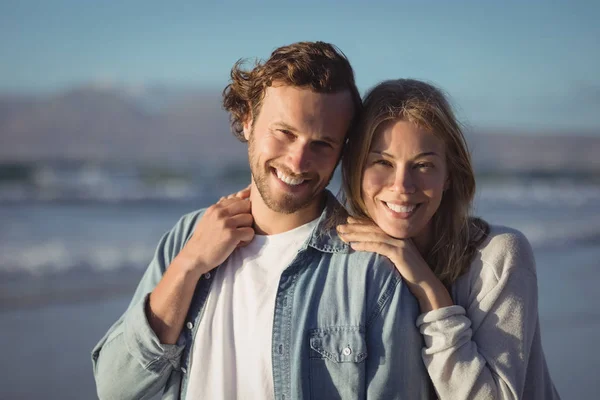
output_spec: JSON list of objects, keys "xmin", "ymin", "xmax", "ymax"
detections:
[
  {"xmin": 272, "ymin": 122, "xmax": 343, "ymax": 145},
  {"xmin": 272, "ymin": 122, "xmax": 298, "ymax": 132}
]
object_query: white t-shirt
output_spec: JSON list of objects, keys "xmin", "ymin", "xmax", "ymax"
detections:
[{"xmin": 185, "ymin": 218, "xmax": 318, "ymax": 399}]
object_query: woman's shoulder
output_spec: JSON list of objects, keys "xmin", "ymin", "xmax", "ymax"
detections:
[{"xmin": 473, "ymin": 224, "xmax": 537, "ymax": 278}]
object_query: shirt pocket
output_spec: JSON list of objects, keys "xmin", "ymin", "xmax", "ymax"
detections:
[{"xmin": 308, "ymin": 326, "xmax": 367, "ymax": 400}]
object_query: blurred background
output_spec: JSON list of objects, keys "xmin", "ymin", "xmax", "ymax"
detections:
[{"xmin": 1, "ymin": 1, "xmax": 599, "ymax": 398}]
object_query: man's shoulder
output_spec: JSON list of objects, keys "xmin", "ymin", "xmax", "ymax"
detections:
[
  {"xmin": 170, "ymin": 207, "xmax": 208, "ymax": 232},
  {"xmin": 159, "ymin": 207, "xmax": 208, "ymax": 250},
  {"xmin": 327, "ymin": 245, "xmax": 402, "ymax": 289}
]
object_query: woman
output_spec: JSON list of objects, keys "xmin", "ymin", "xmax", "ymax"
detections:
[{"xmin": 336, "ymin": 79, "xmax": 560, "ymax": 399}]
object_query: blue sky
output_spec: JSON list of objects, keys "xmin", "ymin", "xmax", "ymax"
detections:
[{"xmin": 1, "ymin": 0, "xmax": 599, "ymax": 132}]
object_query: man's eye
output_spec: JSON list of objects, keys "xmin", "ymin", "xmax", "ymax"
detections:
[{"xmin": 415, "ymin": 162, "xmax": 434, "ymax": 170}]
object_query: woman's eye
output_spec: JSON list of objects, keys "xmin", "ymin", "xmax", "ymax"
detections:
[
  {"xmin": 313, "ymin": 141, "xmax": 332, "ymax": 149},
  {"xmin": 374, "ymin": 159, "xmax": 392, "ymax": 167}
]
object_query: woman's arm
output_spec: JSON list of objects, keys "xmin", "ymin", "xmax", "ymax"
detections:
[
  {"xmin": 336, "ymin": 218, "xmax": 453, "ymax": 313},
  {"xmin": 338, "ymin": 222, "xmax": 556, "ymax": 399}
]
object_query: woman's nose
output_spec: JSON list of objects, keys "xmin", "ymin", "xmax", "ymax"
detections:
[{"xmin": 391, "ymin": 168, "xmax": 416, "ymax": 194}]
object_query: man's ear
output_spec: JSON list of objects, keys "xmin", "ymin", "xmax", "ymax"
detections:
[{"xmin": 242, "ymin": 117, "xmax": 253, "ymax": 141}]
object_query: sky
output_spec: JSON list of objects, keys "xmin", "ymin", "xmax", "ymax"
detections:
[{"xmin": 1, "ymin": 0, "xmax": 599, "ymax": 132}]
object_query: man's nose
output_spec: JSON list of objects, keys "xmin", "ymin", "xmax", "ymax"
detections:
[{"xmin": 287, "ymin": 142, "xmax": 312, "ymax": 173}]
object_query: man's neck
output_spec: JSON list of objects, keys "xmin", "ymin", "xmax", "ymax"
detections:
[{"xmin": 250, "ymin": 187, "xmax": 325, "ymax": 236}]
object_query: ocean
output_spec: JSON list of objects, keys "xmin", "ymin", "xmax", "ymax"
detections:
[{"xmin": 1, "ymin": 162, "xmax": 599, "ymax": 399}]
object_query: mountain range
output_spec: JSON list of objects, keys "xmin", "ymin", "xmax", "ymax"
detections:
[{"xmin": 1, "ymin": 85, "xmax": 599, "ymax": 172}]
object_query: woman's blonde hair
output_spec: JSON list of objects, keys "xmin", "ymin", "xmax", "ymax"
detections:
[{"xmin": 342, "ymin": 79, "xmax": 488, "ymax": 286}]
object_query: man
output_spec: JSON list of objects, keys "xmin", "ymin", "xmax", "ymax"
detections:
[{"xmin": 92, "ymin": 41, "xmax": 430, "ymax": 399}]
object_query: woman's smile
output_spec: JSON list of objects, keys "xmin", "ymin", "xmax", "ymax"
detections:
[{"xmin": 361, "ymin": 120, "xmax": 448, "ymax": 247}]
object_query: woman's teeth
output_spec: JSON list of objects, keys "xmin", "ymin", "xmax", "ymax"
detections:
[
  {"xmin": 384, "ymin": 202, "xmax": 417, "ymax": 213},
  {"xmin": 276, "ymin": 169, "xmax": 304, "ymax": 186}
]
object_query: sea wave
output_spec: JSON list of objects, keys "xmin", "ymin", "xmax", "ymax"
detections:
[
  {"xmin": 0, "ymin": 241, "xmax": 156, "ymax": 276},
  {"xmin": 516, "ymin": 219, "xmax": 600, "ymax": 249},
  {"xmin": 2, "ymin": 161, "xmax": 600, "ymax": 205},
  {"xmin": 477, "ymin": 181, "xmax": 600, "ymax": 208},
  {"xmin": 2, "ymin": 162, "xmax": 599, "ymax": 279},
  {"xmin": 1, "ymin": 214, "xmax": 599, "ymax": 279}
]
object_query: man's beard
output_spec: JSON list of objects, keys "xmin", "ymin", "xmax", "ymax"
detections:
[{"xmin": 248, "ymin": 133, "xmax": 331, "ymax": 214}]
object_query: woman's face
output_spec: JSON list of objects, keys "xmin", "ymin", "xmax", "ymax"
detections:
[{"xmin": 361, "ymin": 120, "xmax": 448, "ymax": 248}]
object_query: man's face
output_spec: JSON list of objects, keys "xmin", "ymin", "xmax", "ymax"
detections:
[{"xmin": 244, "ymin": 84, "xmax": 354, "ymax": 215}]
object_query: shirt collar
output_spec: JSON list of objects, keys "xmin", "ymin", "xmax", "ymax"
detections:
[{"xmin": 303, "ymin": 190, "xmax": 351, "ymax": 254}]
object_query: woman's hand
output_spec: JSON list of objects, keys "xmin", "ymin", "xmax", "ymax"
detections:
[{"xmin": 337, "ymin": 217, "xmax": 453, "ymax": 313}]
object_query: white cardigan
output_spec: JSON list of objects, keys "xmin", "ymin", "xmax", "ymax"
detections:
[{"xmin": 417, "ymin": 225, "xmax": 560, "ymax": 399}]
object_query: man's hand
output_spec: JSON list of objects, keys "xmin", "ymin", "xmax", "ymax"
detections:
[
  {"xmin": 147, "ymin": 195, "xmax": 254, "ymax": 345},
  {"xmin": 220, "ymin": 184, "xmax": 251, "ymax": 201},
  {"xmin": 179, "ymin": 196, "xmax": 254, "ymax": 274}
]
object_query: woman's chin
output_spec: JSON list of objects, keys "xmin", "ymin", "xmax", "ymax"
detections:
[{"xmin": 378, "ymin": 221, "xmax": 414, "ymax": 240}]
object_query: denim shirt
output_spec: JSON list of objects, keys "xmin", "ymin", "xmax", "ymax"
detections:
[{"xmin": 92, "ymin": 192, "xmax": 431, "ymax": 399}]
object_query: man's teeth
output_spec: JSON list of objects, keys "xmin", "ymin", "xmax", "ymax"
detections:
[
  {"xmin": 385, "ymin": 202, "xmax": 417, "ymax": 213},
  {"xmin": 276, "ymin": 169, "xmax": 304, "ymax": 186}
]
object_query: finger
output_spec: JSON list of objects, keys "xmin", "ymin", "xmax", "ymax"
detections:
[
  {"xmin": 217, "ymin": 196, "xmax": 242, "ymax": 206},
  {"xmin": 225, "ymin": 187, "xmax": 250, "ymax": 200},
  {"xmin": 219, "ymin": 197, "xmax": 252, "ymax": 215},
  {"xmin": 337, "ymin": 222, "xmax": 385, "ymax": 235},
  {"xmin": 349, "ymin": 241, "xmax": 396, "ymax": 259},
  {"xmin": 228, "ymin": 213, "xmax": 253, "ymax": 228},
  {"xmin": 222, "ymin": 184, "xmax": 252, "ymax": 201},
  {"xmin": 235, "ymin": 226, "xmax": 255, "ymax": 243},
  {"xmin": 237, "ymin": 239, "xmax": 252, "ymax": 248},
  {"xmin": 235, "ymin": 186, "xmax": 251, "ymax": 199},
  {"xmin": 346, "ymin": 216, "xmax": 375, "ymax": 225},
  {"xmin": 338, "ymin": 230, "xmax": 401, "ymax": 247}
]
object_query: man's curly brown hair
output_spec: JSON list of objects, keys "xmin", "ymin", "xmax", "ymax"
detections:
[{"xmin": 222, "ymin": 41, "xmax": 362, "ymax": 142}]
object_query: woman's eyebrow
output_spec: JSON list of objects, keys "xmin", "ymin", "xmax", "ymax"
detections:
[{"xmin": 368, "ymin": 150, "xmax": 441, "ymax": 158}]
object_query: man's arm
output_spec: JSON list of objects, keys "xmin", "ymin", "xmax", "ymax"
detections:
[
  {"xmin": 365, "ymin": 271, "xmax": 432, "ymax": 399},
  {"xmin": 147, "ymin": 197, "xmax": 253, "ymax": 344},
  {"xmin": 91, "ymin": 197, "xmax": 253, "ymax": 399},
  {"xmin": 91, "ymin": 214, "xmax": 194, "ymax": 400}
]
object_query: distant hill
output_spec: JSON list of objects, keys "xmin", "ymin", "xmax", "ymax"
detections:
[
  {"xmin": 467, "ymin": 132, "xmax": 600, "ymax": 172},
  {"xmin": 0, "ymin": 85, "xmax": 246, "ymax": 166},
  {"xmin": 1, "ymin": 85, "xmax": 599, "ymax": 171}
]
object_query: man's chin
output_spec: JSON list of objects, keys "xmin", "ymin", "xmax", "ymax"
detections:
[
  {"xmin": 262, "ymin": 192, "xmax": 315, "ymax": 214},
  {"xmin": 266, "ymin": 199, "xmax": 308, "ymax": 214}
]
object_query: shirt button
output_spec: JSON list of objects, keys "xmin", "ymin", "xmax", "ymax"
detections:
[
  {"xmin": 204, "ymin": 272, "xmax": 211, "ymax": 279},
  {"xmin": 186, "ymin": 321, "xmax": 194, "ymax": 330},
  {"xmin": 181, "ymin": 367, "xmax": 187, "ymax": 374},
  {"xmin": 342, "ymin": 346, "xmax": 352, "ymax": 356}
]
